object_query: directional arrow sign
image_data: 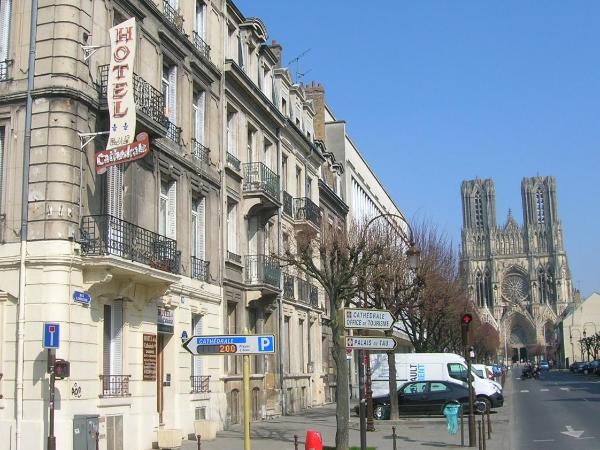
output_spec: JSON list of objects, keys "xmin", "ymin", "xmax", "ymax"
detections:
[
  {"xmin": 345, "ymin": 336, "xmax": 397, "ymax": 351},
  {"xmin": 561, "ymin": 426, "xmax": 584, "ymax": 439},
  {"xmin": 344, "ymin": 308, "xmax": 394, "ymax": 330},
  {"xmin": 183, "ymin": 335, "xmax": 275, "ymax": 355}
]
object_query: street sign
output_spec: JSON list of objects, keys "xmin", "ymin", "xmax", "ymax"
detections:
[
  {"xmin": 344, "ymin": 308, "xmax": 394, "ymax": 330},
  {"xmin": 43, "ymin": 323, "xmax": 60, "ymax": 349},
  {"xmin": 72, "ymin": 290, "xmax": 91, "ymax": 305},
  {"xmin": 183, "ymin": 335, "xmax": 275, "ymax": 355},
  {"xmin": 345, "ymin": 336, "xmax": 397, "ymax": 351}
]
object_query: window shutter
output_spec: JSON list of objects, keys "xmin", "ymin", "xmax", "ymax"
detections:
[
  {"xmin": 106, "ymin": 165, "xmax": 123, "ymax": 218},
  {"xmin": 231, "ymin": 113, "xmax": 237, "ymax": 156},
  {"xmin": 110, "ymin": 302, "xmax": 123, "ymax": 376},
  {"xmin": 193, "ymin": 315, "xmax": 203, "ymax": 375},
  {"xmin": 167, "ymin": 181, "xmax": 177, "ymax": 239},
  {"xmin": 103, "ymin": 305, "xmax": 111, "ymax": 377},
  {"xmin": 197, "ymin": 197, "xmax": 205, "ymax": 260},
  {"xmin": 168, "ymin": 66, "xmax": 177, "ymax": 124},
  {"xmin": 0, "ymin": 127, "xmax": 4, "ymax": 212},
  {"xmin": 0, "ymin": 0, "xmax": 11, "ymax": 61},
  {"xmin": 196, "ymin": 1, "xmax": 206, "ymax": 38},
  {"xmin": 196, "ymin": 91, "xmax": 205, "ymax": 145}
]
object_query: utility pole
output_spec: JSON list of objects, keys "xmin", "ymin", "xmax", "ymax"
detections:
[{"xmin": 461, "ymin": 313, "xmax": 476, "ymax": 447}]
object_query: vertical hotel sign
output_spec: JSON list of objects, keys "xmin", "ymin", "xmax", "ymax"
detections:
[{"xmin": 107, "ymin": 18, "xmax": 137, "ymax": 150}]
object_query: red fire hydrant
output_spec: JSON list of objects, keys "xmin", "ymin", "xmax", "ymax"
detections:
[{"xmin": 305, "ymin": 430, "xmax": 323, "ymax": 450}]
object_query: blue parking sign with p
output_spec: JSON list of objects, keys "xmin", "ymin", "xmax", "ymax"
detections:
[
  {"xmin": 43, "ymin": 323, "xmax": 60, "ymax": 349},
  {"xmin": 258, "ymin": 335, "xmax": 274, "ymax": 353}
]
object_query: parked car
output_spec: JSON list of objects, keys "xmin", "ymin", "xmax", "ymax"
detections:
[
  {"xmin": 570, "ymin": 361, "xmax": 586, "ymax": 372},
  {"xmin": 539, "ymin": 361, "xmax": 550, "ymax": 371},
  {"xmin": 581, "ymin": 360, "xmax": 600, "ymax": 375},
  {"xmin": 368, "ymin": 380, "xmax": 473, "ymax": 419}
]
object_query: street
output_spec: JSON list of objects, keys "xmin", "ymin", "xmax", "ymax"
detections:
[{"xmin": 512, "ymin": 368, "xmax": 600, "ymax": 449}]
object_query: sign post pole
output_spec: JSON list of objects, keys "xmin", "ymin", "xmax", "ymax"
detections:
[
  {"xmin": 242, "ymin": 329, "xmax": 251, "ymax": 450},
  {"xmin": 47, "ymin": 349, "xmax": 56, "ymax": 450}
]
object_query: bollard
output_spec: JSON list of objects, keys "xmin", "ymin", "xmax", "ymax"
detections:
[
  {"xmin": 94, "ymin": 431, "xmax": 99, "ymax": 450},
  {"xmin": 481, "ymin": 417, "xmax": 486, "ymax": 450},
  {"xmin": 460, "ymin": 405, "xmax": 464, "ymax": 447},
  {"xmin": 478, "ymin": 419, "xmax": 482, "ymax": 450},
  {"xmin": 392, "ymin": 426, "xmax": 397, "ymax": 450},
  {"xmin": 305, "ymin": 430, "xmax": 323, "ymax": 450},
  {"xmin": 294, "ymin": 434, "xmax": 299, "ymax": 450},
  {"xmin": 487, "ymin": 409, "xmax": 492, "ymax": 437},
  {"xmin": 196, "ymin": 434, "xmax": 201, "ymax": 450}
]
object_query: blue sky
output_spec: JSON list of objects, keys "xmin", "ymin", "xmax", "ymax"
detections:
[{"xmin": 236, "ymin": 1, "xmax": 600, "ymax": 297}]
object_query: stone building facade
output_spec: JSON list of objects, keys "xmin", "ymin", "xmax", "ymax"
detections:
[{"xmin": 460, "ymin": 176, "xmax": 575, "ymax": 362}]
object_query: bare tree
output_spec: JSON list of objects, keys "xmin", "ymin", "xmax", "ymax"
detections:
[{"xmin": 280, "ymin": 220, "xmax": 386, "ymax": 450}]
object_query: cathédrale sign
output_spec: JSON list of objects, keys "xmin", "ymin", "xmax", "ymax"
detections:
[
  {"xmin": 96, "ymin": 132, "xmax": 149, "ymax": 174},
  {"xmin": 107, "ymin": 17, "xmax": 136, "ymax": 150}
]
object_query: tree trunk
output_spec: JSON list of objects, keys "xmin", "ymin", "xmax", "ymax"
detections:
[
  {"xmin": 386, "ymin": 330, "xmax": 399, "ymax": 420},
  {"xmin": 331, "ymin": 295, "xmax": 350, "ymax": 450}
]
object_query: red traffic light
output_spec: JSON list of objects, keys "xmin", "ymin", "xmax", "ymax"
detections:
[{"xmin": 461, "ymin": 313, "xmax": 473, "ymax": 325}]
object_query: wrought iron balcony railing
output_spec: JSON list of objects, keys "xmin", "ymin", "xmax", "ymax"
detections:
[
  {"xmin": 243, "ymin": 162, "xmax": 280, "ymax": 200},
  {"xmin": 244, "ymin": 255, "xmax": 280, "ymax": 289},
  {"xmin": 192, "ymin": 31, "xmax": 211, "ymax": 61},
  {"xmin": 190, "ymin": 375, "xmax": 211, "ymax": 393},
  {"xmin": 80, "ymin": 215, "xmax": 180, "ymax": 274},
  {"xmin": 283, "ymin": 191, "xmax": 293, "ymax": 217},
  {"xmin": 99, "ymin": 65, "xmax": 166, "ymax": 126},
  {"xmin": 294, "ymin": 197, "xmax": 321, "ymax": 227},
  {"xmin": 283, "ymin": 273, "xmax": 295, "ymax": 299},
  {"xmin": 191, "ymin": 138, "xmax": 210, "ymax": 164},
  {"xmin": 165, "ymin": 119, "xmax": 181, "ymax": 144},
  {"xmin": 163, "ymin": 0, "xmax": 184, "ymax": 33},
  {"xmin": 191, "ymin": 256, "xmax": 209, "ymax": 282},
  {"xmin": 100, "ymin": 374, "xmax": 131, "ymax": 398},
  {"xmin": 227, "ymin": 251, "xmax": 242, "ymax": 264},
  {"xmin": 0, "ymin": 60, "xmax": 9, "ymax": 81},
  {"xmin": 226, "ymin": 152, "xmax": 241, "ymax": 171}
]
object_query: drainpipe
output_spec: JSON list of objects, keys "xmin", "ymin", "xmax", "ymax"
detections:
[
  {"xmin": 16, "ymin": 1, "xmax": 38, "ymax": 449},
  {"xmin": 276, "ymin": 125, "xmax": 286, "ymax": 415}
]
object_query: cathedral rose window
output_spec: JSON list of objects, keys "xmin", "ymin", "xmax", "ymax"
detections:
[{"xmin": 502, "ymin": 273, "xmax": 528, "ymax": 303}]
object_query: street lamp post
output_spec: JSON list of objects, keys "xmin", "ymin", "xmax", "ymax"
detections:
[{"xmin": 360, "ymin": 213, "xmax": 420, "ymax": 434}]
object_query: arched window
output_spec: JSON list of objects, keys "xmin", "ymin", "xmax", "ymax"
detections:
[
  {"xmin": 484, "ymin": 271, "xmax": 493, "ymax": 308},
  {"xmin": 537, "ymin": 268, "xmax": 547, "ymax": 304},
  {"xmin": 474, "ymin": 191, "xmax": 484, "ymax": 229},
  {"xmin": 476, "ymin": 271, "xmax": 484, "ymax": 307},
  {"xmin": 535, "ymin": 188, "xmax": 545, "ymax": 224}
]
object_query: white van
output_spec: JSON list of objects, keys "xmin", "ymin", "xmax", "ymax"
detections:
[
  {"xmin": 370, "ymin": 353, "xmax": 504, "ymax": 409},
  {"xmin": 472, "ymin": 363, "xmax": 502, "ymax": 391}
]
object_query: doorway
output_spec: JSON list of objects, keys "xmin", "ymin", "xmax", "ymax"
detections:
[{"xmin": 157, "ymin": 334, "xmax": 171, "ymax": 424}]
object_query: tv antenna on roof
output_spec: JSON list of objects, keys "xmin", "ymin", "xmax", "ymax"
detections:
[{"xmin": 287, "ymin": 48, "xmax": 311, "ymax": 81}]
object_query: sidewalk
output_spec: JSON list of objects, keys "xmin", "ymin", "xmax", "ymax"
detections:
[{"xmin": 181, "ymin": 376, "xmax": 514, "ymax": 450}]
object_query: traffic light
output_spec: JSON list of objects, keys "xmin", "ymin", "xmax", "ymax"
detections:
[
  {"xmin": 461, "ymin": 313, "xmax": 473, "ymax": 346},
  {"xmin": 54, "ymin": 359, "xmax": 70, "ymax": 379}
]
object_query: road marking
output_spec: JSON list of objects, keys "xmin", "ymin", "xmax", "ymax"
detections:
[
  {"xmin": 561, "ymin": 425, "xmax": 584, "ymax": 439},
  {"xmin": 540, "ymin": 388, "xmax": 549, "ymax": 392},
  {"xmin": 533, "ymin": 439, "xmax": 555, "ymax": 442},
  {"xmin": 520, "ymin": 389, "xmax": 529, "ymax": 393},
  {"xmin": 560, "ymin": 387, "xmax": 570, "ymax": 391}
]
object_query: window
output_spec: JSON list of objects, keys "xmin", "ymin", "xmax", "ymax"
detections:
[
  {"xmin": 263, "ymin": 140, "xmax": 272, "ymax": 169},
  {"xmin": 192, "ymin": 90, "xmax": 205, "ymax": 145},
  {"xmin": 295, "ymin": 167, "xmax": 302, "ymax": 198},
  {"xmin": 263, "ymin": 65, "xmax": 272, "ymax": 100},
  {"xmin": 281, "ymin": 98, "xmax": 287, "ymax": 116},
  {"xmin": 227, "ymin": 201, "xmax": 238, "ymax": 254},
  {"xmin": 226, "ymin": 109, "xmax": 237, "ymax": 155},
  {"xmin": 226, "ymin": 302, "xmax": 238, "ymax": 374},
  {"xmin": 103, "ymin": 302, "xmax": 123, "ymax": 392},
  {"xmin": 227, "ymin": 25, "xmax": 236, "ymax": 60},
  {"xmin": 194, "ymin": 0, "xmax": 206, "ymax": 38},
  {"xmin": 298, "ymin": 319, "xmax": 305, "ymax": 373},
  {"xmin": 474, "ymin": 191, "xmax": 483, "ymax": 229},
  {"xmin": 306, "ymin": 177, "xmax": 313, "ymax": 200},
  {"xmin": 159, "ymin": 180, "xmax": 176, "ymax": 239},
  {"xmin": 535, "ymin": 188, "xmax": 545, "ymax": 224},
  {"xmin": 447, "ymin": 363, "xmax": 468, "ymax": 382},
  {"xmin": 162, "ymin": 64, "xmax": 177, "ymax": 124},
  {"xmin": 402, "ymin": 382, "xmax": 428, "ymax": 395},
  {"xmin": 281, "ymin": 155, "xmax": 288, "ymax": 190},
  {"xmin": 191, "ymin": 197, "xmax": 205, "ymax": 260},
  {"xmin": 429, "ymin": 382, "xmax": 450, "ymax": 393},
  {"xmin": 0, "ymin": 0, "xmax": 11, "ymax": 79},
  {"xmin": 247, "ymin": 127, "xmax": 255, "ymax": 163},
  {"xmin": 192, "ymin": 314, "xmax": 203, "ymax": 376}
]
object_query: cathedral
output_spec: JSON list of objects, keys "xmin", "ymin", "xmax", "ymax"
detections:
[{"xmin": 460, "ymin": 176, "xmax": 575, "ymax": 362}]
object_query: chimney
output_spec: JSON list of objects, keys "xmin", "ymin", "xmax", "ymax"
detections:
[
  {"xmin": 305, "ymin": 81, "xmax": 325, "ymax": 141},
  {"xmin": 269, "ymin": 39, "xmax": 283, "ymax": 68}
]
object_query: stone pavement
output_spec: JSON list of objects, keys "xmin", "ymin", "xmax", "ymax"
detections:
[{"xmin": 181, "ymin": 375, "xmax": 514, "ymax": 450}]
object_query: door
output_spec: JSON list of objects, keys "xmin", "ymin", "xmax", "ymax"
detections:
[
  {"xmin": 157, "ymin": 334, "xmax": 165, "ymax": 424},
  {"xmin": 398, "ymin": 381, "xmax": 429, "ymax": 415},
  {"xmin": 427, "ymin": 381, "xmax": 453, "ymax": 415}
]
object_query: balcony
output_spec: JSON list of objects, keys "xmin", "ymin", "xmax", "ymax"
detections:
[
  {"xmin": 192, "ymin": 31, "xmax": 211, "ymax": 61},
  {"xmin": 242, "ymin": 163, "xmax": 281, "ymax": 215},
  {"xmin": 294, "ymin": 197, "xmax": 321, "ymax": 228},
  {"xmin": 227, "ymin": 251, "xmax": 242, "ymax": 264},
  {"xmin": 0, "ymin": 60, "xmax": 9, "ymax": 81},
  {"xmin": 99, "ymin": 374, "xmax": 131, "ymax": 398},
  {"xmin": 190, "ymin": 375, "xmax": 211, "ymax": 394},
  {"xmin": 165, "ymin": 119, "xmax": 181, "ymax": 144},
  {"xmin": 99, "ymin": 65, "xmax": 167, "ymax": 133},
  {"xmin": 244, "ymin": 255, "xmax": 280, "ymax": 290},
  {"xmin": 191, "ymin": 138, "xmax": 210, "ymax": 164},
  {"xmin": 283, "ymin": 191, "xmax": 293, "ymax": 217},
  {"xmin": 162, "ymin": 0, "xmax": 184, "ymax": 33},
  {"xmin": 191, "ymin": 256, "xmax": 209, "ymax": 282},
  {"xmin": 80, "ymin": 215, "xmax": 180, "ymax": 274},
  {"xmin": 283, "ymin": 273, "xmax": 295, "ymax": 299},
  {"xmin": 226, "ymin": 152, "xmax": 241, "ymax": 172}
]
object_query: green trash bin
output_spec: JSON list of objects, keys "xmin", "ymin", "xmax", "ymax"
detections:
[{"xmin": 442, "ymin": 402, "xmax": 461, "ymax": 436}]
